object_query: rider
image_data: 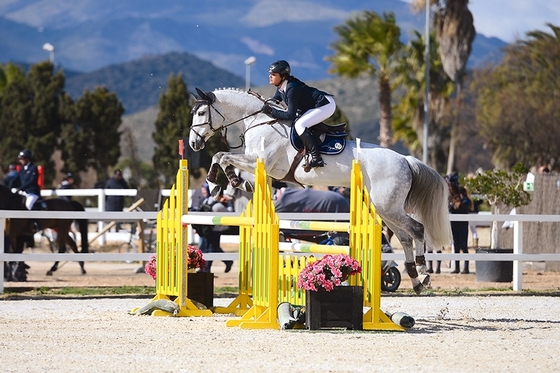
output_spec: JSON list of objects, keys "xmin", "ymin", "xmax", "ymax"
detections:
[
  {"xmin": 10, "ymin": 149, "xmax": 41, "ymax": 210},
  {"xmin": 262, "ymin": 60, "xmax": 336, "ymax": 168}
]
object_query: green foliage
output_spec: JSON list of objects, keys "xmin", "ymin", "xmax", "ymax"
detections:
[
  {"xmin": 60, "ymin": 87, "xmax": 124, "ymax": 181},
  {"xmin": 152, "ymin": 73, "xmax": 193, "ymax": 186},
  {"xmin": 327, "ymin": 10, "xmax": 403, "ymax": 148},
  {"xmin": 393, "ymin": 31, "xmax": 454, "ymax": 172},
  {"xmin": 465, "ymin": 163, "xmax": 531, "ymax": 209},
  {"xmin": 0, "ymin": 61, "xmax": 65, "ymax": 185},
  {"xmin": 473, "ymin": 24, "xmax": 560, "ymax": 171}
]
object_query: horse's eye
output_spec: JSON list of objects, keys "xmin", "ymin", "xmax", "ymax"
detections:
[{"xmin": 198, "ymin": 111, "xmax": 205, "ymax": 116}]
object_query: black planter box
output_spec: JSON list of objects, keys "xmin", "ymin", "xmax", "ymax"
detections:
[
  {"xmin": 187, "ymin": 272, "xmax": 214, "ymax": 308},
  {"xmin": 306, "ymin": 286, "xmax": 363, "ymax": 330},
  {"xmin": 475, "ymin": 248, "xmax": 513, "ymax": 282}
]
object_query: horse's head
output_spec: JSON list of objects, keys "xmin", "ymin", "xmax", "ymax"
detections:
[
  {"xmin": 189, "ymin": 87, "xmax": 219, "ymax": 151},
  {"xmin": 189, "ymin": 87, "xmax": 269, "ymax": 151}
]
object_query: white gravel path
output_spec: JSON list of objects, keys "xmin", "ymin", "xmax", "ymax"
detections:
[{"xmin": 0, "ymin": 296, "xmax": 559, "ymax": 372}]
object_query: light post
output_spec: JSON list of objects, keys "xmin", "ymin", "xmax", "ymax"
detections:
[
  {"xmin": 244, "ymin": 56, "xmax": 256, "ymax": 91},
  {"xmin": 43, "ymin": 43, "xmax": 55, "ymax": 63}
]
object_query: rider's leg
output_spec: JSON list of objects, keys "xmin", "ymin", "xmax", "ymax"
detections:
[
  {"xmin": 24, "ymin": 193, "xmax": 39, "ymax": 210},
  {"xmin": 294, "ymin": 96, "xmax": 336, "ymax": 168}
]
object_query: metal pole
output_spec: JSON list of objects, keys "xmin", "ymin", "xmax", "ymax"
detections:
[
  {"xmin": 422, "ymin": 0, "xmax": 431, "ymax": 165},
  {"xmin": 245, "ymin": 64, "xmax": 251, "ymax": 91}
]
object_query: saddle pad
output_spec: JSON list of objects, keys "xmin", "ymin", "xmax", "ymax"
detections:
[{"xmin": 290, "ymin": 127, "xmax": 346, "ymax": 155}]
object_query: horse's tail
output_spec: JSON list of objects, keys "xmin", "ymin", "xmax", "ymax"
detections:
[
  {"xmin": 404, "ymin": 156, "xmax": 452, "ymax": 249},
  {"xmin": 70, "ymin": 200, "xmax": 89, "ymax": 254}
]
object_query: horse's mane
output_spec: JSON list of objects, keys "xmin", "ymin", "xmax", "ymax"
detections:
[{"xmin": 212, "ymin": 87, "xmax": 264, "ymax": 111}]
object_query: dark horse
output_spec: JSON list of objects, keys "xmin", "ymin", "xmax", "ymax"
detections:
[{"xmin": 0, "ymin": 184, "xmax": 89, "ymax": 281}]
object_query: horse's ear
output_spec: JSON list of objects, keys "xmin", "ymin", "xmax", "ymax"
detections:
[
  {"xmin": 206, "ymin": 91, "xmax": 216, "ymax": 104},
  {"xmin": 195, "ymin": 87, "xmax": 207, "ymax": 101}
]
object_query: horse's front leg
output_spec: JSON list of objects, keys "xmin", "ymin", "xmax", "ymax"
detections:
[{"xmin": 206, "ymin": 151, "xmax": 258, "ymax": 196}]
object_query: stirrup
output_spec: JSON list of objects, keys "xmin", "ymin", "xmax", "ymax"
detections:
[{"xmin": 308, "ymin": 158, "xmax": 325, "ymax": 168}]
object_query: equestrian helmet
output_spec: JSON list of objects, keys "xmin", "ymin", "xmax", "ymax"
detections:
[
  {"xmin": 268, "ymin": 60, "xmax": 291, "ymax": 77},
  {"xmin": 18, "ymin": 149, "xmax": 33, "ymax": 160}
]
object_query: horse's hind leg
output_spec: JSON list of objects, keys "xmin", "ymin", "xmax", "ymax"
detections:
[{"xmin": 384, "ymin": 217, "xmax": 428, "ymax": 295}]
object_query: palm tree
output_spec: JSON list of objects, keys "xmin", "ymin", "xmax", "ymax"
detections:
[
  {"xmin": 327, "ymin": 11, "xmax": 403, "ymax": 148},
  {"xmin": 411, "ymin": 0, "xmax": 475, "ymax": 173},
  {"xmin": 393, "ymin": 31, "xmax": 454, "ymax": 172}
]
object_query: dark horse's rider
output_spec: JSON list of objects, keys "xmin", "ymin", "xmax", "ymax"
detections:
[
  {"xmin": 10, "ymin": 149, "xmax": 41, "ymax": 210},
  {"xmin": 262, "ymin": 60, "xmax": 336, "ymax": 168}
]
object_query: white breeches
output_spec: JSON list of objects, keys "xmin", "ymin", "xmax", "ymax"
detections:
[
  {"xmin": 23, "ymin": 192, "xmax": 39, "ymax": 210},
  {"xmin": 294, "ymin": 96, "xmax": 336, "ymax": 135}
]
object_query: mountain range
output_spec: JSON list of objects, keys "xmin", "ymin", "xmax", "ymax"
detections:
[{"xmin": 1, "ymin": 0, "xmax": 506, "ymax": 88}]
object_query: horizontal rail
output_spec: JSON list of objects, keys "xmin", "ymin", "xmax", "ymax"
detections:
[
  {"xmin": 279, "ymin": 220, "xmax": 350, "ymax": 232},
  {"xmin": 278, "ymin": 242, "xmax": 349, "ymax": 254}
]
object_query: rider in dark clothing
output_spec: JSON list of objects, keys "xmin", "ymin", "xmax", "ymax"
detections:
[
  {"xmin": 10, "ymin": 149, "xmax": 41, "ymax": 210},
  {"xmin": 262, "ymin": 60, "xmax": 336, "ymax": 168}
]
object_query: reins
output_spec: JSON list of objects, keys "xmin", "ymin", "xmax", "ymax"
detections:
[{"xmin": 191, "ymin": 89, "xmax": 278, "ymax": 149}]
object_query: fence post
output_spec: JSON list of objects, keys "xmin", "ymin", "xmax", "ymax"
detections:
[{"xmin": 513, "ymin": 221, "xmax": 523, "ymax": 291}]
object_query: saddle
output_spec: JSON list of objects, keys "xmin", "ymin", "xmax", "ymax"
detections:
[{"xmin": 290, "ymin": 122, "xmax": 348, "ymax": 155}]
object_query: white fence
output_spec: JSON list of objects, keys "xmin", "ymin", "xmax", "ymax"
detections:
[{"xmin": 1, "ymin": 210, "xmax": 560, "ymax": 293}]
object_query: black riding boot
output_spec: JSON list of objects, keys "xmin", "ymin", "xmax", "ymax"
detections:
[{"xmin": 299, "ymin": 129, "xmax": 325, "ymax": 168}]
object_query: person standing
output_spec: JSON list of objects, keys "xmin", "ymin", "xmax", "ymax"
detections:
[
  {"xmin": 197, "ymin": 192, "xmax": 234, "ymax": 274},
  {"xmin": 262, "ymin": 60, "xmax": 336, "ymax": 168},
  {"xmin": 10, "ymin": 149, "xmax": 41, "ymax": 210},
  {"xmin": 447, "ymin": 173, "xmax": 472, "ymax": 274},
  {"xmin": 105, "ymin": 169, "xmax": 129, "ymax": 231}
]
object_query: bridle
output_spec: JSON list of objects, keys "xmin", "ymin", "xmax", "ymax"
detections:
[{"xmin": 190, "ymin": 89, "xmax": 277, "ymax": 149}]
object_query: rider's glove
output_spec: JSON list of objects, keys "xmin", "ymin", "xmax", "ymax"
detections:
[
  {"xmin": 261, "ymin": 103, "xmax": 274, "ymax": 116},
  {"xmin": 11, "ymin": 188, "xmax": 20, "ymax": 194}
]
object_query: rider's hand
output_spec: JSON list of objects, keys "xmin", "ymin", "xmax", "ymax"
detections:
[
  {"xmin": 11, "ymin": 188, "xmax": 20, "ymax": 194},
  {"xmin": 261, "ymin": 103, "xmax": 274, "ymax": 116}
]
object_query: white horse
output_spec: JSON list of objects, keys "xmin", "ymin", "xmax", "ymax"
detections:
[{"xmin": 189, "ymin": 87, "xmax": 452, "ymax": 294}]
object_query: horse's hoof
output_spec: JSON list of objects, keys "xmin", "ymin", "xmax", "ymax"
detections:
[
  {"xmin": 419, "ymin": 273, "xmax": 431, "ymax": 287},
  {"xmin": 81, "ymin": 269, "xmax": 87, "ymax": 275},
  {"xmin": 240, "ymin": 180, "xmax": 254, "ymax": 193},
  {"xmin": 413, "ymin": 283, "xmax": 424, "ymax": 295},
  {"xmin": 46, "ymin": 270, "xmax": 53, "ymax": 276},
  {"xmin": 210, "ymin": 186, "xmax": 222, "ymax": 197}
]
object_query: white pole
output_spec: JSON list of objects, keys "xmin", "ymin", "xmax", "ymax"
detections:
[{"xmin": 422, "ymin": 0, "xmax": 430, "ymax": 165}]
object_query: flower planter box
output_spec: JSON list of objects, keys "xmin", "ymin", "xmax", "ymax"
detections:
[
  {"xmin": 187, "ymin": 272, "xmax": 214, "ymax": 308},
  {"xmin": 306, "ymin": 286, "xmax": 363, "ymax": 330}
]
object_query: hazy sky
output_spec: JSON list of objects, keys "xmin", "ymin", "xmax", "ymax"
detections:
[{"xmin": 457, "ymin": 0, "xmax": 559, "ymax": 42}]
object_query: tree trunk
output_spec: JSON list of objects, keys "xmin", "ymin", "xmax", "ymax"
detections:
[
  {"xmin": 446, "ymin": 81, "xmax": 461, "ymax": 175},
  {"xmin": 490, "ymin": 204, "xmax": 501, "ymax": 249},
  {"xmin": 378, "ymin": 76, "xmax": 393, "ymax": 148}
]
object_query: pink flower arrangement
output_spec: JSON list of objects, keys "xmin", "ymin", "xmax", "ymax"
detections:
[
  {"xmin": 187, "ymin": 245, "xmax": 206, "ymax": 271},
  {"xmin": 145, "ymin": 254, "xmax": 157, "ymax": 280},
  {"xmin": 144, "ymin": 246, "xmax": 206, "ymax": 280},
  {"xmin": 297, "ymin": 254, "xmax": 362, "ymax": 292}
]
